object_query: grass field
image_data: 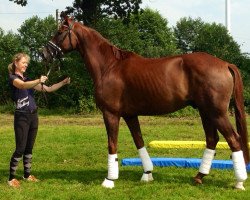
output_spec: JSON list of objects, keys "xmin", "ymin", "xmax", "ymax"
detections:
[{"xmin": 0, "ymin": 113, "xmax": 250, "ymax": 200}]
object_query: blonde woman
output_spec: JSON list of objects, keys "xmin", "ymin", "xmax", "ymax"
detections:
[{"xmin": 7, "ymin": 53, "xmax": 70, "ymax": 188}]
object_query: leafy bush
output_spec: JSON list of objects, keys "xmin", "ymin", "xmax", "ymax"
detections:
[
  {"xmin": 78, "ymin": 95, "xmax": 97, "ymax": 114},
  {"xmin": 166, "ymin": 106, "xmax": 199, "ymax": 118}
]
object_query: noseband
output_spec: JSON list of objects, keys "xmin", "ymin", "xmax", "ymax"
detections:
[
  {"xmin": 45, "ymin": 21, "xmax": 75, "ymax": 61},
  {"xmin": 46, "ymin": 41, "xmax": 64, "ymax": 59}
]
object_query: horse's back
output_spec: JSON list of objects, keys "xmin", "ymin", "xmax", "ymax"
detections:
[{"xmin": 121, "ymin": 52, "xmax": 233, "ymax": 100}]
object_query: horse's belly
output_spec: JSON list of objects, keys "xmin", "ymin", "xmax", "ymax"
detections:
[{"xmin": 121, "ymin": 96, "xmax": 187, "ymax": 116}]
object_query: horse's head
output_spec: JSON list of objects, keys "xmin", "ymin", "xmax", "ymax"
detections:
[{"xmin": 42, "ymin": 14, "xmax": 78, "ymax": 63}]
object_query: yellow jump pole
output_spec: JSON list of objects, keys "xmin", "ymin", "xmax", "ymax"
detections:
[{"xmin": 148, "ymin": 141, "xmax": 250, "ymax": 149}]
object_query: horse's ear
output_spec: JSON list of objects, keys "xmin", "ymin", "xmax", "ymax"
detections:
[
  {"xmin": 60, "ymin": 12, "xmax": 75, "ymax": 27},
  {"xmin": 60, "ymin": 11, "xmax": 68, "ymax": 20},
  {"xmin": 112, "ymin": 46, "xmax": 121, "ymax": 60}
]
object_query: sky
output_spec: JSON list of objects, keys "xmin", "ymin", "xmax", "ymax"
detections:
[{"xmin": 0, "ymin": 0, "xmax": 249, "ymax": 53}]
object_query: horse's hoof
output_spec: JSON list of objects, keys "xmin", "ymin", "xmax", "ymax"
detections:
[
  {"xmin": 101, "ymin": 178, "xmax": 114, "ymax": 189},
  {"xmin": 193, "ymin": 177, "xmax": 203, "ymax": 185},
  {"xmin": 234, "ymin": 182, "xmax": 245, "ymax": 190},
  {"xmin": 141, "ymin": 172, "xmax": 154, "ymax": 182}
]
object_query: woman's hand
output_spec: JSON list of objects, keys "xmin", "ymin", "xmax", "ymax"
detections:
[
  {"xmin": 40, "ymin": 75, "xmax": 48, "ymax": 84},
  {"xmin": 62, "ymin": 77, "xmax": 71, "ymax": 85}
]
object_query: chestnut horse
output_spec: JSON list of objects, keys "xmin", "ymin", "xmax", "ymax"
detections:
[{"xmin": 42, "ymin": 16, "xmax": 249, "ymax": 189}]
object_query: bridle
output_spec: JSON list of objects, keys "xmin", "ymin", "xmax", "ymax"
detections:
[
  {"xmin": 41, "ymin": 19, "xmax": 75, "ymax": 105},
  {"xmin": 44, "ymin": 20, "xmax": 75, "ymax": 76}
]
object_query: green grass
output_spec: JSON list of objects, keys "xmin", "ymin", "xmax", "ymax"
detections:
[{"xmin": 0, "ymin": 114, "xmax": 249, "ymax": 199}]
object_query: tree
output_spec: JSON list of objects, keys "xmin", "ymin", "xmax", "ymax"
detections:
[
  {"xmin": 0, "ymin": 29, "xmax": 23, "ymax": 61},
  {"xmin": 96, "ymin": 18, "xmax": 142, "ymax": 52},
  {"xmin": 174, "ymin": 17, "xmax": 204, "ymax": 53},
  {"xmin": 174, "ymin": 17, "xmax": 242, "ymax": 65},
  {"xmin": 65, "ymin": 0, "xmax": 142, "ymax": 25},
  {"xmin": 18, "ymin": 15, "xmax": 57, "ymax": 61},
  {"xmin": 9, "ymin": 0, "xmax": 27, "ymax": 6},
  {"xmin": 130, "ymin": 8, "xmax": 179, "ymax": 57},
  {"xmin": 96, "ymin": 9, "xmax": 178, "ymax": 58},
  {"xmin": 0, "ymin": 30, "xmax": 24, "ymax": 104},
  {"xmin": 194, "ymin": 22, "xmax": 242, "ymax": 65}
]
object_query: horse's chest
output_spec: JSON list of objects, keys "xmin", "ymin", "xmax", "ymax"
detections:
[{"xmin": 94, "ymin": 82, "xmax": 122, "ymax": 112}]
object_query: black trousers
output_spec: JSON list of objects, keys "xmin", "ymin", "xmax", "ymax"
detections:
[{"xmin": 9, "ymin": 111, "xmax": 38, "ymax": 180}]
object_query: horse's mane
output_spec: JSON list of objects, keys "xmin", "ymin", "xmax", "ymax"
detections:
[{"xmin": 81, "ymin": 23, "xmax": 135, "ymax": 60}]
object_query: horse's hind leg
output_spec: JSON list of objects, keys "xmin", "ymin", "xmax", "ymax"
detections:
[
  {"xmin": 124, "ymin": 116, "xmax": 154, "ymax": 182},
  {"xmin": 194, "ymin": 115, "xmax": 218, "ymax": 184},
  {"xmin": 215, "ymin": 115, "xmax": 247, "ymax": 190}
]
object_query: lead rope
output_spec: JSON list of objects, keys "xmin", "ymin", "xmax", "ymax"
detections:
[
  {"xmin": 41, "ymin": 63, "xmax": 53, "ymax": 106},
  {"xmin": 41, "ymin": 83, "xmax": 48, "ymax": 106},
  {"xmin": 40, "ymin": 42, "xmax": 58, "ymax": 106},
  {"xmin": 41, "ymin": 58, "xmax": 63, "ymax": 107}
]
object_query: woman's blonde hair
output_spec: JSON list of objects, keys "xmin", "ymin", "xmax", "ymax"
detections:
[{"xmin": 8, "ymin": 53, "xmax": 30, "ymax": 74}]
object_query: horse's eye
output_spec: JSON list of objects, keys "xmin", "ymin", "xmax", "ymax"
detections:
[{"xmin": 56, "ymin": 30, "xmax": 63, "ymax": 36}]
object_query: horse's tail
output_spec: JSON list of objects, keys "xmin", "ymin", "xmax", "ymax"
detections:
[{"xmin": 229, "ymin": 64, "xmax": 249, "ymax": 164}]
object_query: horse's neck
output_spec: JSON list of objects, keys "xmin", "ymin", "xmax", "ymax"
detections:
[{"xmin": 77, "ymin": 27, "xmax": 113, "ymax": 86}]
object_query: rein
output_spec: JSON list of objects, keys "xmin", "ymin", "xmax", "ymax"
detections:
[
  {"xmin": 40, "ymin": 19, "xmax": 74, "ymax": 106},
  {"xmin": 41, "ymin": 56, "xmax": 66, "ymax": 106}
]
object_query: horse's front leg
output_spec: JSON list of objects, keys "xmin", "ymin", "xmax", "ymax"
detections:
[
  {"xmin": 124, "ymin": 116, "xmax": 154, "ymax": 182},
  {"xmin": 101, "ymin": 111, "xmax": 120, "ymax": 189}
]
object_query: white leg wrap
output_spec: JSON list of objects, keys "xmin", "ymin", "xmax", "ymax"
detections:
[
  {"xmin": 199, "ymin": 148, "xmax": 215, "ymax": 174},
  {"xmin": 232, "ymin": 151, "xmax": 247, "ymax": 182},
  {"xmin": 102, "ymin": 154, "xmax": 119, "ymax": 188},
  {"xmin": 138, "ymin": 147, "xmax": 153, "ymax": 172},
  {"xmin": 107, "ymin": 154, "xmax": 119, "ymax": 180}
]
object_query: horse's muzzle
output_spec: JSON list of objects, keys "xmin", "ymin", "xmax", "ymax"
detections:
[
  {"xmin": 40, "ymin": 46, "xmax": 53, "ymax": 63},
  {"xmin": 41, "ymin": 41, "xmax": 64, "ymax": 63}
]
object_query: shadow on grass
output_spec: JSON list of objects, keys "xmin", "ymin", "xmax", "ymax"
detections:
[
  {"xmin": 34, "ymin": 169, "xmax": 146, "ymax": 183},
  {"xmin": 0, "ymin": 167, "xmax": 233, "ymax": 189},
  {"xmin": 0, "ymin": 168, "xmax": 230, "ymax": 189},
  {"xmin": 120, "ymin": 169, "xmax": 233, "ymax": 189}
]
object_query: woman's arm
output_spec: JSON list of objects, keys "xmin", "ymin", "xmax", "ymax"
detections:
[
  {"xmin": 13, "ymin": 76, "xmax": 47, "ymax": 89},
  {"xmin": 34, "ymin": 77, "xmax": 70, "ymax": 92}
]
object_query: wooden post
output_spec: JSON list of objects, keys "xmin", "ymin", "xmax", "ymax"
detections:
[{"xmin": 56, "ymin": 9, "xmax": 59, "ymax": 29}]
